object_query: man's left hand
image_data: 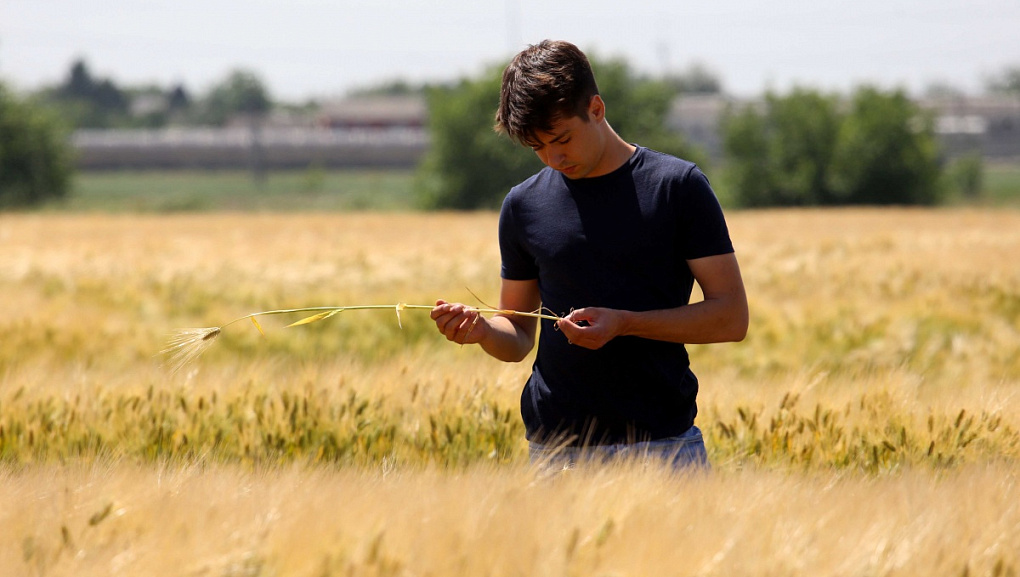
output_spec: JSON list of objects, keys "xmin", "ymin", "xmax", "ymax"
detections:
[{"xmin": 557, "ymin": 307, "xmax": 625, "ymax": 350}]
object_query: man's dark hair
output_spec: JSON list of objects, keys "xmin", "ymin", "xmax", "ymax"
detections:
[{"xmin": 495, "ymin": 40, "xmax": 600, "ymax": 147}]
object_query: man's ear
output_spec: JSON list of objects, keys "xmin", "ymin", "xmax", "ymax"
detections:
[{"xmin": 589, "ymin": 95, "xmax": 606, "ymax": 122}]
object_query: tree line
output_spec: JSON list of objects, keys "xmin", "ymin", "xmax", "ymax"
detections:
[
  {"xmin": 722, "ymin": 87, "xmax": 942, "ymax": 207},
  {"xmin": 35, "ymin": 59, "xmax": 274, "ymax": 129},
  {"xmin": 1, "ymin": 60, "xmax": 280, "ymax": 207},
  {"xmin": 415, "ymin": 60, "xmax": 1020, "ymax": 209},
  {"xmin": 2, "ymin": 55, "xmax": 1018, "ymax": 209}
]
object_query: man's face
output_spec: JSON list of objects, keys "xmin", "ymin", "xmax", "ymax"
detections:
[{"xmin": 530, "ymin": 96, "xmax": 608, "ymax": 180}]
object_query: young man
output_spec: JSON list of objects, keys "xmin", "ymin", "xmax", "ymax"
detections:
[{"xmin": 430, "ymin": 40, "xmax": 748, "ymax": 470}]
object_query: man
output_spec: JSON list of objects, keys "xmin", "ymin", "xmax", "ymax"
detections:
[{"xmin": 430, "ymin": 40, "xmax": 748, "ymax": 471}]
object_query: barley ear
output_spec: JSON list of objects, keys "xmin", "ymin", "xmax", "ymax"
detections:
[{"xmin": 160, "ymin": 327, "xmax": 221, "ymax": 374}]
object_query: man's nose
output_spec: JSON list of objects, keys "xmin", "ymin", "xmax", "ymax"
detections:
[{"xmin": 549, "ymin": 147, "xmax": 566, "ymax": 166}]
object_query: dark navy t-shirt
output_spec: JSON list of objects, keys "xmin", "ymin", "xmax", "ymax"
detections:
[{"xmin": 499, "ymin": 146, "xmax": 734, "ymax": 445}]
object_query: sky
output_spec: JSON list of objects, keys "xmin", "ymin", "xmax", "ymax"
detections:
[{"xmin": 2, "ymin": 0, "xmax": 1019, "ymax": 101}]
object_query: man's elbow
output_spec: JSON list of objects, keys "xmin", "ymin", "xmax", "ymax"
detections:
[
  {"xmin": 723, "ymin": 305, "xmax": 749, "ymax": 342},
  {"xmin": 503, "ymin": 351, "xmax": 531, "ymax": 363},
  {"xmin": 485, "ymin": 336, "xmax": 535, "ymax": 363},
  {"xmin": 493, "ymin": 347, "xmax": 533, "ymax": 363},
  {"xmin": 728, "ymin": 319, "xmax": 748, "ymax": 342}
]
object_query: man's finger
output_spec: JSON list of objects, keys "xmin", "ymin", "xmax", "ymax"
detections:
[{"xmin": 463, "ymin": 313, "xmax": 481, "ymax": 341}]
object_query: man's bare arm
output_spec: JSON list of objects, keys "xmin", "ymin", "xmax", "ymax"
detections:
[
  {"xmin": 430, "ymin": 278, "xmax": 541, "ymax": 362},
  {"xmin": 557, "ymin": 253, "xmax": 748, "ymax": 349}
]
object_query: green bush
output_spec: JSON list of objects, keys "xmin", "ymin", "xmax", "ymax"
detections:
[
  {"xmin": 829, "ymin": 87, "xmax": 941, "ymax": 205},
  {"xmin": 0, "ymin": 82, "xmax": 73, "ymax": 208},
  {"xmin": 949, "ymin": 152, "xmax": 985, "ymax": 200},
  {"xmin": 414, "ymin": 68, "xmax": 543, "ymax": 210},
  {"xmin": 723, "ymin": 86, "xmax": 943, "ymax": 207},
  {"xmin": 723, "ymin": 89, "xmax": 841, "ymax": 207}
]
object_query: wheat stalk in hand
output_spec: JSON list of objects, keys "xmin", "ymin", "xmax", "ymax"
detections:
[{"xmin": 161, "ymin": 303, "xmax": 560, "ymax": 374}]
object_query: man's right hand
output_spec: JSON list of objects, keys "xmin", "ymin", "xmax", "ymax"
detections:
[
  {"xmin": 430, "ymin": 300, "xmax": 488, "ymax": 345},
  {"xmin": 431, "ymin": 280, "xmax": 540, "ymax": 362}
]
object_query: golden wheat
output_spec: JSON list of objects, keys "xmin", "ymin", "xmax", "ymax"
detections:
[
  {"xmin": 2, "ymin": 459, "xmax": 1017, "ymax": 577},
  {"xmin": 1, "ymin": 209, "xmax": 1018, "ymax": 576}
]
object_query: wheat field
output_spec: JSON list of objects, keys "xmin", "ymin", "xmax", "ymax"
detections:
[{"xmin": 0, "ymin": 209, "xmax": 1018, "ymax": 576}]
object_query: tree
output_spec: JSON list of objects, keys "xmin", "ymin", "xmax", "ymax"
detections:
[
  {"xmin": 722, "ymin": 89, "xmax": 842, "ymax": 206},
  {"xmin": 198, "ymin": 69, "xmax": 271, "ymax": 126},
  {"xmin": 348, "ymin": 79, "xmax": 428, "ymax": 98},
  {"xmin": 167, "ymin": 84, "xmax": 192, "ymax": 112},
  {"xmin": 923, "ymin": 81, "xmax": 967, "ymax": 100},
  {"xmin": 65, "ymin": 60, "xmax": 93, "ymax": 100},
  {"xmin": 666, "ymin": 62, "xmax": 723, "ymax": 95},
  {"xmin": 724, "ymin": 89, "xmax": 843, "ymax": 207},
  {"xmin": 0, "ymin": 82, "xmax": 73, "ymax": 208},
  {"xmin": 589, "ymin": 56, "xmax": 698, "ymax": 161},
  {"xmin": 986, "ymin": 66, "xmax": 1020, "ymax": 97},
  {"xmin": 197, "ymin": 69, "xmax": 273, "ymax": 183},
  {"xmin": 415, "ymin": 68, "xmax": 542, "ymax": 210},
  {"xmin": 722, "ymin": 86, "xmax": 942, "ymax": 207},
  {"xmin": 828, "ymin": 87, "xmax": 941, "ymax": 205},
  {"xmin": 720, "ymin": 103, "xmax": 773, "ymax": 207},
  {"xmin": 45, "ymin": 58, "xmax": 129, "ymax": 128},
  {"xmin": 949, "ymin": 152, "xmax": 984, "ymax": 200},
  {"xmin": 416, "ymin": 55, "xmax": 704, "ymax": 210}
]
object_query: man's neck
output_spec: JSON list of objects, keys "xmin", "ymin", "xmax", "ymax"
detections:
[{"xmin": 589, "ymin": 126, "xmax": 637, "ymax": 178}]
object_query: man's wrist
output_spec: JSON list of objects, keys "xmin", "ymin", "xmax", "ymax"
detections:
[{"xmin": 616, "ymin": 309, "xmax": 637, "ymax": 338}]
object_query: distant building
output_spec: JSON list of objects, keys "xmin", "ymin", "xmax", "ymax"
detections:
[
  {"xmin": 918, "ymin": 96, "xmax": 1020, "ymax": 160},
  {"xmin": 128, "ymin": 92, "xmax": 168, "ymax": 117},
  {"xmin": 75, "ymin": 96, "xmax": 430, "ymax": 170},
  {"xmin": 316, "ymin": 96, "xmax": 427, "ymax": 130},
  {"xmin": 666, "ymin": 94, "xmax": 734, "ymax": 162}
]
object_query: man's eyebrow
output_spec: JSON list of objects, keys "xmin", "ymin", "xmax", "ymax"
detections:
[
  {"xmin": 534, "ymin": 129, "xmax": 571, "ymax": 148},
  {"xmin": 549, "ymin": 129, "xmax": 571, "ymax": 142}
]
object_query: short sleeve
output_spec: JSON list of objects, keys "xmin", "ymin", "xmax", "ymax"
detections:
[
  {"xmin": 498, "ymin": 192, "xmax": 539, "ymax": 280},
  {"xmin": 677, "ymin": 167, "xmax": 734, "ymax": 260}
]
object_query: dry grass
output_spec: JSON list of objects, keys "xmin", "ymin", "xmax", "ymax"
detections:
[
  {"xmin": 1, "ymin": 208, "xmax": 1019, "ymax": 575},
  {"xmin": 1, "ymin": 460, "xmax": 1016, "ymax": 577}
]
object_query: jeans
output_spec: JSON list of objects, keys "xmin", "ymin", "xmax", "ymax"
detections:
[{"xmin": 528, "ymin": 425, "xmax": 710, "ymax": 473}]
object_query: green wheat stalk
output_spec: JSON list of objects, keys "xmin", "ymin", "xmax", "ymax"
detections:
[{"xmin": 161, "ymin": 303, "xmax": 561, "ymax": 374}]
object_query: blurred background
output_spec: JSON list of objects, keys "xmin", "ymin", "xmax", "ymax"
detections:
[{"xmin": 2, "ymin": 0, "xmax": 1019, "ymax": 210}]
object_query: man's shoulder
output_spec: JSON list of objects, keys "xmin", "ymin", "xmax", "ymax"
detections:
[
  {"xmin": 506, "ymin": 167, "xmax": 564, "ymax": 202},
  {"xmin": 633, "ymin": 146, "xmax": 700, "ymax": 181},
  {"xmin": 516, "ymin": 166, "xmax": 561, "ymax": 189}
]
